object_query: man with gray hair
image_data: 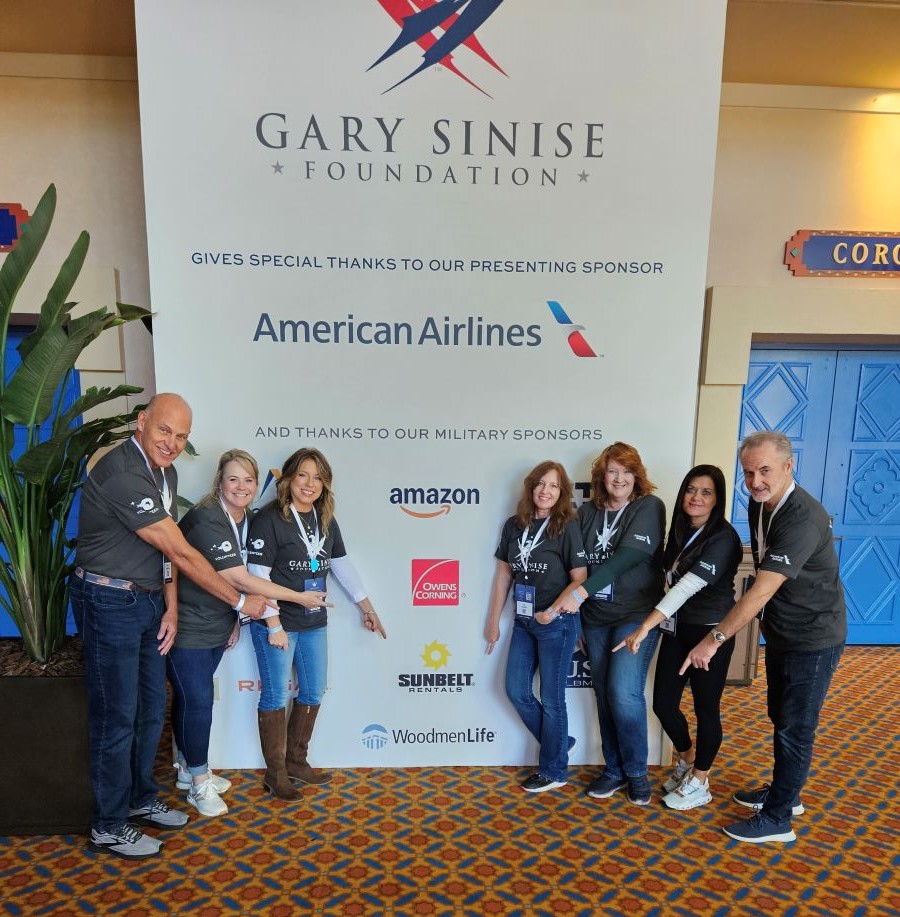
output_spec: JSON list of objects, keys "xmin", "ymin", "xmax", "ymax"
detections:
[
  {"xmin": 71, "ymin": 393, "xmax": 269, "ymax": 859},
  {"xmin": 682, "ymin": 430, "xmax": 846, "ymax": 843}
]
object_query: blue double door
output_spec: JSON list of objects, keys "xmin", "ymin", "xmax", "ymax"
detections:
[{"xmin": 731, "ymin": 349, "xmax": 900, "ymax": 645}]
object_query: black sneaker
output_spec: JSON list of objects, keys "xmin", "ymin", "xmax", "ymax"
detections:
[
  {"xmin": 89, "ymin": 824, "xmax": 162, "ymax": 860},
  {"xmin": 723, "ymin": 812, "xmax": 796, "ymax": 844},
  {"xmin": 129, "ymin": 800, "xmax": 190, "ymax": 830},
  {"xmin": 521, "ymin": 773, "xmax": 567, "ymax": 793},
  {"xmin": 733, "ymin": 784, "xmax": 804, "ymax": 816},
  {"xmin": 626, "ymin": 774, "xmax": 652, "ymax": 806},
  {"xmin": 585, "ymin": 772, "xmax": 627, "ymax": 799}
]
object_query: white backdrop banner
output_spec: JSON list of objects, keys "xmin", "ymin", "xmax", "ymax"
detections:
[{"xmin": 135, "ymin": 0, "xmax": 727, "ymax": 767}]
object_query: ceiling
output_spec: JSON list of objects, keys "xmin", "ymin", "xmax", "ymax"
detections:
[{"xmin": 2, "ymin": 0, "xmax": 900, "ymax": 90}]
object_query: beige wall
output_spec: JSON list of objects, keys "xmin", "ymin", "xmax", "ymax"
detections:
[
  {"xmin": 0, "ymin": 53, "xmax": 154, "ymax": 404},
  {"xmin": 699, "ymin": 84, "xmax": 900, "ymax": 491}
]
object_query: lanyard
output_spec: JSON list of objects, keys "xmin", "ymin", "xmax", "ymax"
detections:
[
  {"xmin": 131, "ymin": 436, "xmax": 171, "ymax": 513},
  {"xmin": 517, "ymin": 516, "xmax": 550, "ymax": 576},
  {"xmin": 755, "ymin": 481, "xmax": 795, "ymax": 565},
  {"xmin": 666, "ymin": 524, "xmax": 704, "ymax": 586},
  {"xmin": 219, "ymin": 498, "xmax": 248, "ymax": 564},
  {"xmin": 290, "ymin": 505, "xmax": 326, "ymax": 572},
  {"xmin": 596, "ymin": 504, "xmax": 627, "ymax": 554}
]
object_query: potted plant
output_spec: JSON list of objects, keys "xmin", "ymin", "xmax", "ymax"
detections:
[{"xmin": 0, "ymin": 183, "xmax": 150, "ymax": 833}]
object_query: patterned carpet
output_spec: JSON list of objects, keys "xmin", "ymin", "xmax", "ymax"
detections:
[{"xmin": 1, "ymin": 646, "xmax": 898, "ymax": 917}]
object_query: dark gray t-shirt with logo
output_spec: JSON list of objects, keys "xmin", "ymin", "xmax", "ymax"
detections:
[
  {"xmin": 578, "ymin": 495, "xmax": 665, "ymax": 626},
  {"xmin": 76, "ymin": 439, "xmax": 178, "ymax": 589},
  {"xmin": 175, "ymin": 501, "xmax": 249, "ymax": 648},
  {"xmin": 247, "ymin": 502, "xmax": 347, "ymax": 631},
  {"xmin": 750, "ymin": 484, "xmax": 847, "ymax": 652},
  {"xmin": 667, "ymin": 524, "xmax": 742, "ymax": 626},
  {"xmin": 494, "ymin": 516, "xmax": 586, "ymax": 610}
]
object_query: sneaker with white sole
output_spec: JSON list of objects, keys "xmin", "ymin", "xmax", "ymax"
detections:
[
  {"xmin": 187, "ymin": 779, "xmax": 228, "ymax": 817},
  {"xmin": 89, "ymin": 824, "xmax": 162, "ymax": 860},
  {"xmin": 663, "ymin": 758, "xmax": 692, "ymax": 793},
  {"xmin": 723, "ymin": 812, "xmax": 796, "ymax": 843},
  {"xmin": 129, "ymin": 799, "xmax": 190, "ymax": 830},
  {"xmin": 520, "ymin": 773, "xmax": 567, "ymax": 793},
  {"xmin": 733, "ymin": 784, "xmax": 804, "ymax": 816},
  {"xmin": 586, "ymin": 772, "xmax": 627, "ymax": 799},
  {"xmin": 174, "ymin": 762, "xmax": 232, "ymax": 794},
  {"xmin": 663, "ymin": 774, "xmax": 712, "ymax": 811}
]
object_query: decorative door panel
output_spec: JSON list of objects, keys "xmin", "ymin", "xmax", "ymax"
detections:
[
  {"xmin": 823, "ymin": 355, "xmax": 900, "ymax": 645},
  {"xmin": 731, "ymin": 350, "xmax": 836, "ymax": 543}
]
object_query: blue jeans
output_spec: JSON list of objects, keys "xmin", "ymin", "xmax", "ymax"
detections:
[
  {"xmin": 250, "ymin": 623, "xmax": 327, "ymax": 710},
  {"xmin": 763, "ymin": 643, "xmax": 844, "ymax": 822},
  {"xmin": 70, "ymin": 573, "xmax": 167, "ymax": 832},
  {"xmin": 582, "ymin": 619, "xmax": 660, "ymax": 778},
  {"xmin": 505, "ymin": 613, "xmax": 580, "ymax": 782},
  {"xmin": 166, "ymin": 644, "xmax": 226, "ymax": 776}
]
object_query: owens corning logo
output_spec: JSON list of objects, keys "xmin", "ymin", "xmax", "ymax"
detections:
[
  {"xmin": 370, "ymin": 0, "xmax": 507, "ymax": 96},
  {"xmin": 412, "ymin": 559, "xmax": 460, "ymax": 605},
  {"xmin": 546, "ymin": 301, "xmax": 598, "ymax": 358},
  {"xmin": 391, "ymin": 485, "xmax": 480, "ymax": 518}
]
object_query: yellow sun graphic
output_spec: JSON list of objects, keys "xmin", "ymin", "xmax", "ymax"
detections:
[{"xmin": 421, "ymin": 640, "xmax": 451, "ymax": 670}]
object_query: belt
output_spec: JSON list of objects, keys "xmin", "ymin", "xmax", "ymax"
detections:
[{"xmin": 75, "ymin": 567, "xmax": 159, "ymax": 593}]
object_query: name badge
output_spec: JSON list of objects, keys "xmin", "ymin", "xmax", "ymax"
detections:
[
  {"xmin": 593, "ymin": 582, "xmax": 614, "ymax": 602},
  {"xmin": 304, "ymin": 576, "xmax": 326, "ymax": 614},
  {"xmin": 162, "ymin": 559, "xmax": 173, "ymax": 584},
  {"xmin": 659, "ymin": 615, "xmax": 676, "ymax": 635},
  {"xmin": 514, "ymin": 583, "xmax": 536, "ymax": 618}
]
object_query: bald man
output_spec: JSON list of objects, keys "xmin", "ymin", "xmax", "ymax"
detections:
[{"xmin": 71, "ymin": 394, "xmax": 267, "ymax": 859}]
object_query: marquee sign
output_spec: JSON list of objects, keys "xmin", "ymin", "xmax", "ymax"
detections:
[{"xmin": 785, "ymin": 230, "xmax": 900, "ymax": 277}]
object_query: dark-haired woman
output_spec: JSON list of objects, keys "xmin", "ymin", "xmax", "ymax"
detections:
[
  {"xmin": 551, "ymin": 442, "xmax": 665, "ymax": 806},
  {"xmin": 167, "ymin": 449, "xmax": 331, "ymax": 817},
  {"xmin": 247, "ymin": 448, "xmax": 386, "ymax": 800},
  {"xmin": 484, "ymin": 461, "xmax": 586, "ymax": 793},
  {"xmin": 617, "ymin": 464, "xmax": 742, "ymax": 810}
]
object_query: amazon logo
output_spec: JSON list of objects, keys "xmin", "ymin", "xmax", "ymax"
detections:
[{"xmin": 390, "ymin": 485, "xmax": 480, "ymax": 518}]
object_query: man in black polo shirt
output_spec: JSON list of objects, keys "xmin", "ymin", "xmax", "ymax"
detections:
[
  {"xmin": 71, "ymin": 393, "xmax": 267, "ymax": 860},
  {"xmin": 682, "ymin": 431, "xmax": 846, "ymax": 843}
]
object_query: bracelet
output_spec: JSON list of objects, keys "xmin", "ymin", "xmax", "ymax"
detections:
[
  {"xmin": 233, "ymin": 592, "xmax": 246, "ymax": 613},
  {"xmin": 267, "ymin": 624, "xmax": 284, "ymax": 634},
  {"xmin": 570, "ymin": 589, "xmax": 586, "ymax": 607}
]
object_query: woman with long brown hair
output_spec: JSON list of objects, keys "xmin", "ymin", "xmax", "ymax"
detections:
[
  {"xmin": 247, "ymin": 448, "xmax": 386, "ymax": 799},
  {"xmin": 484, "ymin": 460, "xmax": 586, "ymax": 793}
]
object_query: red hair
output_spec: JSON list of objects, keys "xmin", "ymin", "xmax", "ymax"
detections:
[{"xmin": 590, "ymin": 442, "xmax": 656, "ymax": 508}]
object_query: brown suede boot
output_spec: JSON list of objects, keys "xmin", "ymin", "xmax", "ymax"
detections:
[
  {"xmin": 258, "ymin": 709, "xmax": 299, "ymax": 799},
  {"xmin": 286, "ymin": 703, "xmax": 333, "ymax": 785}
]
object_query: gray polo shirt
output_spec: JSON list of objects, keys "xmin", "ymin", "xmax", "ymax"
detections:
[{"xmin": 76, "ymin": 439, "xmax": 178, "ymax": 589}]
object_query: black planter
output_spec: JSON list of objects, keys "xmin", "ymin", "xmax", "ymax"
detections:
[{"xmin": 0, "ymin": 675, "xmax": 93, "ymax": 834}]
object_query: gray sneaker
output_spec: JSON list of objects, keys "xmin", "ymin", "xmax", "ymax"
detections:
[
  {"xmin": 663, "ymin": 758, "xmax": 691, "ymax": 793},
  {"xmin": 89, "ymin": 824, "xmax": 162, "ymax": 860},
  {"xmin": 129, "ymin": 799, "xmax": 190, "ymax": 830}
]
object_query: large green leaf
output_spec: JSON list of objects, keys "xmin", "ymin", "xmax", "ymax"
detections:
[
  {"xmin": 17, "ymin": 231, "xmax": 90, "ymax": 361},
  {"xmin": 52, "ymin": 383, "xmax": 143, "ymax": 437},
  {"xmin": 0, "ymin": 307, "xmax": 112, "ymax": 426},
  {"xmin": 0, "ymin": 185, "xmax": 56, "ymax": 387}
]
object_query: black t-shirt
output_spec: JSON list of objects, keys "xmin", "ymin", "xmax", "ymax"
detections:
[
  {"xmin": 578, "ymin": 495, "xmax": 665, "ymax": 625},
  {"xmin": 750, "ymin": 484, "xmax": 847, "ymax": 652},
  {"xmin": 76, "ymin": 438, "xmax": 178, "ymax": 589},
  {"xmin": 666, "ymin": 523, "xmax": 742, "ymax": 626},
  {"xmin": 247, "ymin": 502, "xmax": 347, "ymax": 631},
  {"xmin": 494, "ymin": 516, "xmax": 586, "ymax": 610},
  {"xmin": 175, "ymin": 501, "xmax": 249, "ymax": 649}
]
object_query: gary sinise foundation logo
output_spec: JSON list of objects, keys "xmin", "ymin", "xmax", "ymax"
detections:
[{"xmin": 370, "ymin": 0, "xmax": 507, "ymax": 97}]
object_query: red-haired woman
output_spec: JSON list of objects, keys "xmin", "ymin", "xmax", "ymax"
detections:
[
  {"xmin": 552, "ymin": 442, "xmax": 665, "ymax": 806},
  {"xmin": 485, "ymin": 461, "xmax": 587, "ymax": 793}
]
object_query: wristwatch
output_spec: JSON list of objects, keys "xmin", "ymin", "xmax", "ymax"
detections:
[{"xmin": 711, "ymin": 629, "xmax": 727, "ymax": 644}]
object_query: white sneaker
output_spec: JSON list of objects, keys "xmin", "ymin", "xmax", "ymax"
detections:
[
  {"xmin": 174, "ymin": 762, "xmax": 232, "ymax": 794},
  {"xmin": 187, "ymin": 779, "xmax": 228, "ymax": 817},
  {"xmin": 663, "ymin": 774, "xmax": 713, "ymax": 811},
  {"xmin": 662, "ymin": 758, "xmax": 692, "ymax": 793}
]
